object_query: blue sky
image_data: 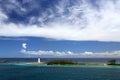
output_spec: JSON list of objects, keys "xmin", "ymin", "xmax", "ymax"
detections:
[{"xmin": 0, "ymin": 0, "xmax": 120, "ymax": 58}]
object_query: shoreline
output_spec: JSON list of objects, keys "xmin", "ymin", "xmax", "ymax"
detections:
[{"xmin": 1, "ymin": 62, "xmax": 120, "ymax": 68}]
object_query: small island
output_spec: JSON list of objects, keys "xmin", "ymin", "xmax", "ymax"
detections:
[
  {"xmin": 46, "ymin": 60, "xmax": 76, "ymax": 65},
  {"xmin": 1, "ymin": 58, "xmax": 120, "ymax": 67},
  {"xmin": 107, "ymin": 59, "xmax": 120, "ymax": 66},
  {"xmin": 0, "ymin": 60, "xmax": 8, "ymax": 63},
  {"xmin": 46, "ymin": 60, "xmax": 104, "ymax": 66},
  {"xmin": 46, "ymin": 59, "xmax": 120, "ymax": 66}
]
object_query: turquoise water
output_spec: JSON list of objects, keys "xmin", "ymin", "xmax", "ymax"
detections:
[{"xmin": 1, "ymin": 64, "xmax": 120, "ymax": 80}]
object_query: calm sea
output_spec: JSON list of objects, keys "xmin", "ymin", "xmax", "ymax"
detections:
[
  {"xmin": 0, "ymin": 63, "xmax": 120, "ymax": 80},
  {"xmin": 1, "ymin": 58, "xmax": 120, "ymax": 80}
]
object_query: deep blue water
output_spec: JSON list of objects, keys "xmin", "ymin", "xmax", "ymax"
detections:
[{"xmin": 0, "ymin": 64, "xmax": 120, "ymax": 80}]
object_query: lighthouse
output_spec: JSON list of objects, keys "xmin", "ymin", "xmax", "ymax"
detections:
[{"xmin": 38, "ymin": 57, "xmax": 41, "ymax": 63}]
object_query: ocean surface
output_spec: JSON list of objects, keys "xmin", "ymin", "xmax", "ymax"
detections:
[
  {"xmin": 1, "ymin": 63, "xmax": 120, "ymax": 80},
  {"xmin": 1, "ymin": 58, "xmax": 120, "ymax": 80}
]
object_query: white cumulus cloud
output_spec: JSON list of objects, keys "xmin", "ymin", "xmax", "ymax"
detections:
[
  {"xmin": 20, "ymin": 48, "xmax": 120, "ymax": 58},
  {"xmin": 22, "ymin": 43, "xmax": 27, "ymax": 49}
]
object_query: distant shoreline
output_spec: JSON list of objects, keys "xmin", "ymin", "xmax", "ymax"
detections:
[
  {"xmin": 0, "ymin": 62, "xmax": 118, "ymax": 66},
  {"xmin": 1, "ymin": 62, "xmax": 120, "ymax": 68},
  {"xmin": 0, "ymin": 58, "xmax": 120, "ymax": 67}
]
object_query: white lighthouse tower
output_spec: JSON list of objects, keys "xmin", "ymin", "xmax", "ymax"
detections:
[{"xmin": 38, "ymin": 57, "xmax": 41, "ymax": 63}]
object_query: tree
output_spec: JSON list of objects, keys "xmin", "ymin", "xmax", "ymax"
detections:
[
  {"xmin": 47, "ymin": 60, "xmax": 75, "ymax": 65},
  {"xmin": 108, "ymin": 59, "xmax": 116, "ymax": 65}
]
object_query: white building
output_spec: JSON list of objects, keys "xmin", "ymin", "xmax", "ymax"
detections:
[{"xmin": 38, "ymin": 57, "xmax": 41, "ymax": 63}]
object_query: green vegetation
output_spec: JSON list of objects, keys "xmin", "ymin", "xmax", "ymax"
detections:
[
  {"xmin": 46, "ymin": 60, "xmax": 109, "ymax": 66},
  {"xmin": 0, "ymin": 60, "xmax": 8, "ymax": 63},
  {"xmin": 47, "ymin": 60, "xmax": 76, "ymax": 65},
  {"xmin": 107, "ymin": 59, "xmax": 116, "ymax": 65}
]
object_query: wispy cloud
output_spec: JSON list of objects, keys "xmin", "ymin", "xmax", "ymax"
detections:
[
  {"xmin": 0, "ymin": 37, "xmax": 27, "ymax": 41},
  {"xmin": 0, "ymin": 11, "xmax": 8, "ymax": 22},
  {"xmin": 0, "ymin": 0, "xmax": 120, "ymax": 42}
]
